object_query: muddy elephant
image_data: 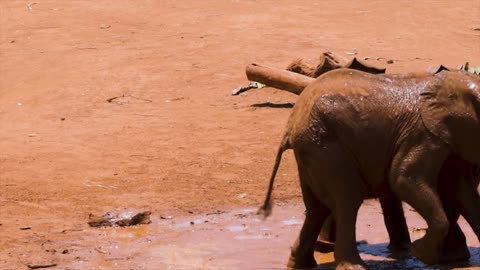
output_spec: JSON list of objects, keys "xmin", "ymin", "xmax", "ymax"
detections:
[
  {"xmin": 258, "ymin": 69, "xmax": 480, "ymax": 269},
  {"xmin": 317, "ymin": 70, "xmax": 480, "ymax": 260}
]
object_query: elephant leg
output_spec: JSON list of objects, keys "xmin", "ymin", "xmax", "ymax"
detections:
[
  {"xmin": 441, "ymin": 217, "xmax": 470, "ymax": 262},
  {"xmin": 456, "ymin": 178, "xmax": 480, "ymax": 241},
  {"xmin": 288, "ymin": 163, "xmax": 330, "ymax": 269},
  {"xmin": 379, "ymin": 195, "xmax": 411, "ymax": 252},
  {"xmin": 438, "ymin": 173, "xmax": 470, "ymax": 262},
  {"xmin": 390, "ymin": 141, "xmax": 449, "ymax": 265},
  {"xmin": 333, "ymin": 195, "xmax": 366, "ymax": 270},
  {"xmin": 318, "ymin": 195, "xmax": 411, "ymax": 255},
  {"xmin": 316, "ymin": 214, "xmax": 336, "ymax": 253},
  {"xmin": 296, "ymin": 144, "xmax": 368, "ymax": 270},
  {"xmin": 393, "ymin": 182, "xmax": 449, "ymax": 265}
]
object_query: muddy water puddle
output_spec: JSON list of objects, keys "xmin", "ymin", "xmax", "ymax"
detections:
[{"xmin": 42, "ymin": 202, "xmax": 479, "ymax": 269}]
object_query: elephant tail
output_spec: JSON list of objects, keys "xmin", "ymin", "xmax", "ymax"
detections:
[{"xmin": 258, "ymin": 134, "xmax": 291, "ymax": 218}]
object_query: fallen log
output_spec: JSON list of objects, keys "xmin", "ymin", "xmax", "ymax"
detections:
[
  {"xmin": 243, "ymin": 52, "xmax": 385, "ymax": 96},
  {"xmin": 245, "ymin": 63, "xmax": 315, "ymax": 95}
]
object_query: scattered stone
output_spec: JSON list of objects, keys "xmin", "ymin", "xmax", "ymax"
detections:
[
  {"xmin": 237, "ymin": 193, "xmax": 247, "ymax": 199},
  {"xmin": 88, "ymin": 213, "xmax": 113, "ymax": 227},
  {"xmin": 116, "ymin": 211, "xmax": 151, "ymax": 227},
  {"xmin": 107, "ymin": 94, "xmax": 153, "ymax": 105},
  {"xmin": 94, "ymin": 247, "xmax": 107, "ymax": 254},
  {"xmin": 88, "ymin": 211, "xmax": 151, "ymax": 227},
  {"xmin": 412, "ymin": 227, "xmax": 427, "ymax": 232},
  {"xmin": 61, "ymin": 229, "xmax": 83, "ymax": 233},
  {"xmin": 206, "ymin": 210, "xmax": 226, "ymax": 216},
  {"xmin": 165, "ymin": 97, "xmax": 185, "ymax": 102}
]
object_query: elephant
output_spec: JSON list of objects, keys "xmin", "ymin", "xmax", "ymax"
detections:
[
  {"xmin": 258, "ymin": 69, "xmax": 480, "ymax": 269},
  {"xmin": 314, "ymin": 70, "xmax": 480, "ymax": 259}
]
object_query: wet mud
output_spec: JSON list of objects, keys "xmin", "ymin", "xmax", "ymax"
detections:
[{"xmin": 8, "ymin": 201, "xmax": 475, "ymax": 270}]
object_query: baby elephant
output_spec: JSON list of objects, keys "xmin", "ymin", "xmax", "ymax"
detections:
[{"xmin": 258, "ymin": 69, "xmax": 480, "ymax": 269}]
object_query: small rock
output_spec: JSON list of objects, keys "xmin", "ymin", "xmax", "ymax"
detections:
[
  {"xmin": 238, "ymin": 193, "xmax": 247, "ymax": 199},
  {"xmin": 88, "ymin": 214, "xmax": 113, "ymax": 227},
  {"xmin": 115, "ymin": 211, "xmax": 151, "ymax": 227},
  {"xmin": 412, "ymin": 227, "xmax": 427, "ymax": 232},
  {"xmin": 89, "ymin": 211, "xmax": 151, "ymax": 227}
]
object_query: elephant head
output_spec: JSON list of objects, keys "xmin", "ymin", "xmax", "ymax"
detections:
[{"xmin": 420, "ymin": 71, "xmax": 480, "ymax": 164}]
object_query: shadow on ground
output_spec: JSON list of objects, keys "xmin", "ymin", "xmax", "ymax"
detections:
[{"xmin": 251, "ymin": 102, "xmax": 295, "ymax": 108}]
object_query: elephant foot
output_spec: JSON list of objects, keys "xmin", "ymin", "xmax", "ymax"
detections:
[
  {"xmin": 411, "ymin": 238, "xmax": 440, "ymax": 265},
  {"xmin": 335, "ymin": 262, "xmax": 368, "ymax": 270},
  {"xmin": 440, "ymin": 243, "xmax": 470, "ymax": 263},
  {"xmin": 315, "ymin": 240, "xmax": 335, "ymax": 253},
  {"xmin": 440, "ymin": 226, "xmax": 470, "ymax": 263},
  {"xmin": 287, "ymin": 253, "xmax": 317, "ymax": 269},
  {"xmin": 387, "ymin": 240, "xmax": 411, "ymax": 259},
  {"xmin": 388, "ymin": 240, "xmax": 410, "ymax": 252}
]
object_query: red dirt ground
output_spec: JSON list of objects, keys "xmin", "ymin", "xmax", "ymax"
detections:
[{"xmin": 1, "ymin": 1, "xmax": 479, "ymax": 269}]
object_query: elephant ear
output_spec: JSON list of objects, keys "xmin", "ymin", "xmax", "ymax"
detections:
[{"xmin": 420, "ymin": 75, "xmax": 480, "ymax": 163}]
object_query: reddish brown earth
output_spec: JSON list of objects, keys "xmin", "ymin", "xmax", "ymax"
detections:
[{"xmin": 1, "ymin": 1, "xmax": 479, "ymax": 269}]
